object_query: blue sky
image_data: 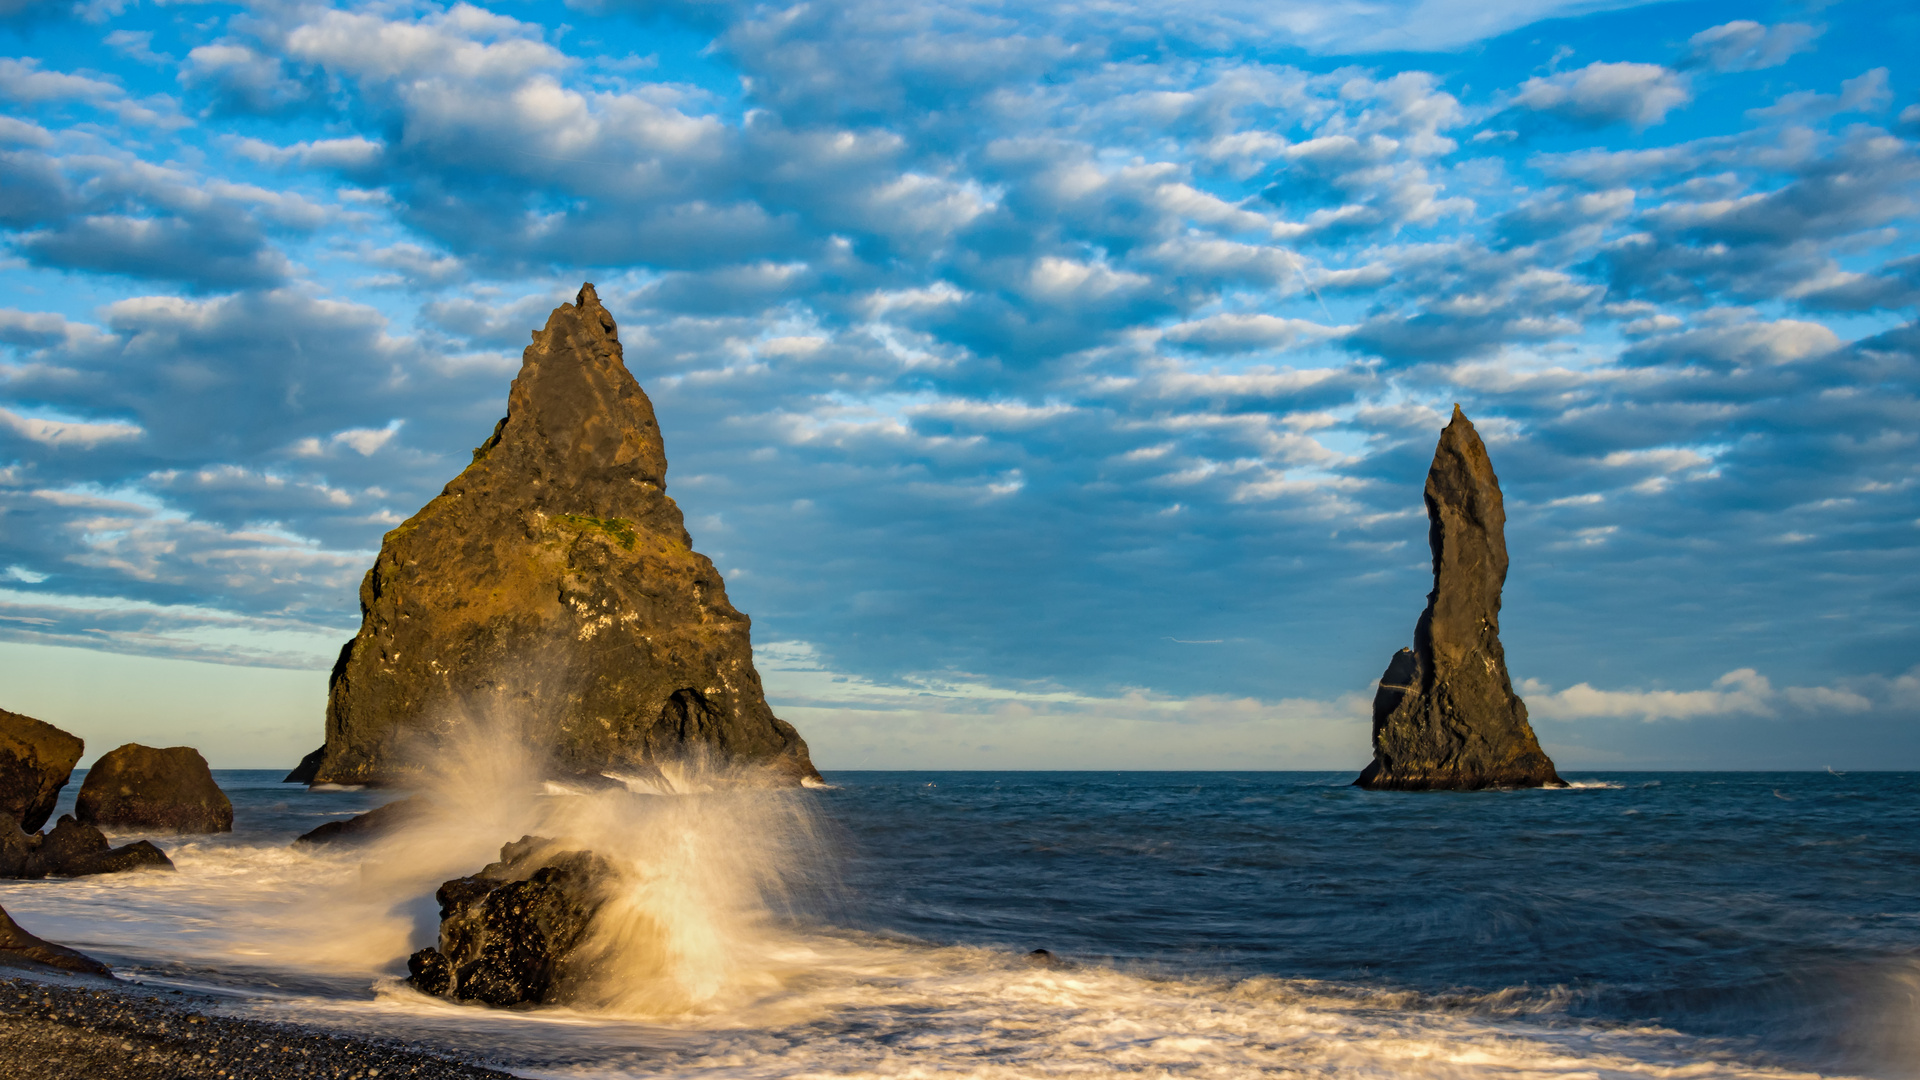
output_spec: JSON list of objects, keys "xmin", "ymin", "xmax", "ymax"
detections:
[{"xmin": 0, "ymin": 0, "xmax": 1915, "ymax": 769}]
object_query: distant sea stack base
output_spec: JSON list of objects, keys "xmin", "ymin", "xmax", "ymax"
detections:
[
  {"xmin": 305, "ymin": 284, "xmax": 818, "ymax": 787},
  {"xmin": 1356, "ymin": 406, "xmax": 1564, "ymax": 791}
]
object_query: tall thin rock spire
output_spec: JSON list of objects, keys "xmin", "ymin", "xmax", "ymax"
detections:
[{"xmin": 1356, "ymin": 405, "xmax": 1563, "ymax": 791}]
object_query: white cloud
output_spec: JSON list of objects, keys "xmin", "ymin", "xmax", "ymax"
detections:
[
  {"xmin": 0, "ymin": 56, "xmax": 181, "ymax": 127},
  {"xmin": 232, "ymin": 136, "xmax": 385, "ymax": 170},
  {"xmin": 1625, "ymin": 319, "xmax": 1840, "ymax": 367},
  {"xmin": 1523, "ymin": 668, "xmax": 1896, "ymax": 722},
  {"xmin": 1685, "ymin": 21, "xmax": 1820, "ymax": 73},
  {"xmin": 1161, "ymin": 314, "xmax": 1348, "ymax": 353},
  {"xmin": 1512, "ymin": 62, "xmax": 1691, "ymax": 129},
  {"xmin": 0, "ymin": 407, "xmax": 143, "ymax": 447},
  {"xmin": 1750, "ymin": 68, "xmax": 1892, "ymax": 121}
]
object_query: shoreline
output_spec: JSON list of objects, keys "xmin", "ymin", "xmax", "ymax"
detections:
[{"xmin": 0, "ymin": 970, "xmax": 514, "ymax": 1080}]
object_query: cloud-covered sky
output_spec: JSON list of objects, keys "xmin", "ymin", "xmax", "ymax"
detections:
[{"xmin": 1, "ymin": 0, "xmax": 1915, "ymax": 769}]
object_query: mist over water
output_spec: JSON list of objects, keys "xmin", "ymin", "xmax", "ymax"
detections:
[{"xmin": 2, "ymin": 767, "xmax": 1916, "ymax": 1079}]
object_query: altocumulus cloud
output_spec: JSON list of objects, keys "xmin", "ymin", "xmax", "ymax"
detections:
[{"xmin": 0, "ymin": 0, "xmax": 1916, "ymax": 768}]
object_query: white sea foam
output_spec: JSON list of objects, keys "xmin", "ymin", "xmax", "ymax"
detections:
[{"xmin": 195, "ymin": 934, "xmax": 1856, "ymax": 1080}]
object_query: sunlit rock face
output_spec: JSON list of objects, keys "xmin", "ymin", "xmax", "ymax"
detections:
[
  {"xmin": 1356, "ymin": 406, "xmax": 1564, "ymax": 791},
  {"xmin": 307, "ymin": 284, "xmax": 817, "ymax": 787},
  {"xmin": 77, "ymin": 744, "xmax": 233, "ymax": 834},
  {"xmin": 0, "ymin": 708, "xmax": 82, "ymax": 833}
]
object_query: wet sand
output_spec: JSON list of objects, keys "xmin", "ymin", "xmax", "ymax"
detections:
[{"xmin": 0, "ymin": 973, "xmax": 512, "ymax": 1080}]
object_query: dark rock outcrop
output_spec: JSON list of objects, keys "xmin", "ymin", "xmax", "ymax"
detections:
[
  {"xmin": 304, "ymin": 284, "xmax": 816, "ymax": 787},
  {"xmin": 1355, "ymin": 406, "xmax": 1564, "ymax": 791},
  {"xmin": 0, "ymin": 905, "xmax": 112, "ymax": 977},
  {"xmin": 1, "ymin": 814, "xmax": 173, "ymax": 878},
  {"xmin": 283, "ymin": 745, "xmax": 326, "ymax": 785},
  {"xmin": 0, "ymin": 708, "xmax": 84, "ymax": 832},
  {"xmin": 406, "ymin": 835, "xmax": 613, "ymax": 1007},
  {"xmin": 293, "ymin": 796, "xmax": 426, "ymax": 847},
  {"xmin": 76, "ymin": 745, "xmax": 233, "ymax": 833}
]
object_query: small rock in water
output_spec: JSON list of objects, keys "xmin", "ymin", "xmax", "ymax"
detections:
[
  {"xmin": 407, "ymin": 835, "xmax": 614, "ymax": 1008},
  {"xmin": 77, "ymin": 744, "xmax": 234, "ymax": 833},
  {"xmin": 0, "ymin": 707, "xmax": 84, "ymax": 833},
  {"xmin": 293, "ymin": 796, "xmax": 427, "ymax": 847},
  {"xmin": 1026, "ymin": 948, "xmax": 1066, "ymax": 968}
]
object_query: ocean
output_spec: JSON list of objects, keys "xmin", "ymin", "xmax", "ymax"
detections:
[{"xmin": 3, "ymin": 769, "xmax": 1916, "ymax": 1079}]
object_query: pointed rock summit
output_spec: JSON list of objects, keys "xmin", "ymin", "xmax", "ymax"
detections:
[
  {"xmin": 1356, "ymin": 406, "xmax": 1563, "ymax": 791},
  {"xmin": 304, "ymin": 284, "xmax": 817, "ymax": 786}
]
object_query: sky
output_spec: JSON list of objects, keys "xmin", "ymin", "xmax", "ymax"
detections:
[{"xmin": 0, "ymin": 0, "xmax": 1915, "ymax": 771}]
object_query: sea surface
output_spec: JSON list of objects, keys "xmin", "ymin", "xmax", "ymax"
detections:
[{"xmin": 3, "ymin": 769, "xmax": 1917, "ymax": 1079}]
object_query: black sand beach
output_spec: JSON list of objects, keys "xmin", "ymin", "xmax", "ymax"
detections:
[{"xmin": 0, "ymin": 974, "xmax": 509, "ymax": 1080}]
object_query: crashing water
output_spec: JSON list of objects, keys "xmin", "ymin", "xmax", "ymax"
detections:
[{"xmin": 2, "ymin": 768, "xmax": 1916, "ymax": 1079}]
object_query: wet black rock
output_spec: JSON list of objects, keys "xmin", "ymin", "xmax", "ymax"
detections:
[
  {"xmin": 0, "ymin": 814, "xmax": 173, "ymax": 879},
  {"xmin": 406, "ymin": 947, "xmax": 454, "ymax": 997},
  {"xmin": 76, "ymin": 744, "xmax": 233, "ymax": 834},
  {"xmin": 407, "ymin": 835, "xmax": 614, "ymax": 1008},
  {"xmin": 0, "ymin": 707, "xmax": 84, "ymax": 832},
  {"xmin": 1355, "ymin": 406, "xmax": 1565, "ymax": 791},
  {"xmin": 293, "ymin": 796, "xmax": 426, "ymax": 847},
  {"xmin": 0, "ymin": 904, "xmax": 111, "ymax": 977}
]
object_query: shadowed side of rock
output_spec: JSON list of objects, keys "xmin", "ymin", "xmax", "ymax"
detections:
[
  {"xmin": 307, "ymin": 284, "xmax": 817, "ymax": 787},
  {"xmin": 0, "ymin": 708, "xmax": 83, "ymax": 833},
  {"xmin": 1356, "ymin": 406, "xmax": 1563, "ymax": 791}
]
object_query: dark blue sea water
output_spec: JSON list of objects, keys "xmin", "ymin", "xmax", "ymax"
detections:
[
  {"xmin": 12, "ymin": 768, "xmax": 1920, "ymax": 1079},
  {"xmin": 825, "ymin": 771, "xmax": 1920, "ymax": 1074}
]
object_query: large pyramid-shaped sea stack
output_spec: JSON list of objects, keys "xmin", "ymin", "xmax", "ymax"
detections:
[
  {"xmin": 1356, "ymin": 406, "xmax": 1563, "ymax": 791},
  {"xmin": 306, "ymin": 285, "xmax": 817, "ymax": 786}
]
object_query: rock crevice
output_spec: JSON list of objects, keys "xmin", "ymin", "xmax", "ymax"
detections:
[{"xmin": 1356, "ymin": 406, "xmax": 1564, "ymax": 791}]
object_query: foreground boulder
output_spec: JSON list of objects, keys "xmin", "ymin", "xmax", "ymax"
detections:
[
  {"xmin": 0, "ymin": 708, "xmax": 84, "ymax": 832},
  {"xmin": 76, "ymin": 744, "xmax": 232, "ymax": 833},
  {"xmin": 1355, "ymin": 406, "xmax": 1565, "ymax": 791},
  {"xmin": 406, "ymin": 835, "xmax": 612, "ymax": 1007},
  {"xmin": 305, "ymin": 284, "xmax": 816, "ymax": 787},
  {"xmin": 1, "ymin": 814, "xmax": 172, "ymax": 878},
  {"xmin": 0, "ymin": 904, "xmax": 112, "ymax": 977}
]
